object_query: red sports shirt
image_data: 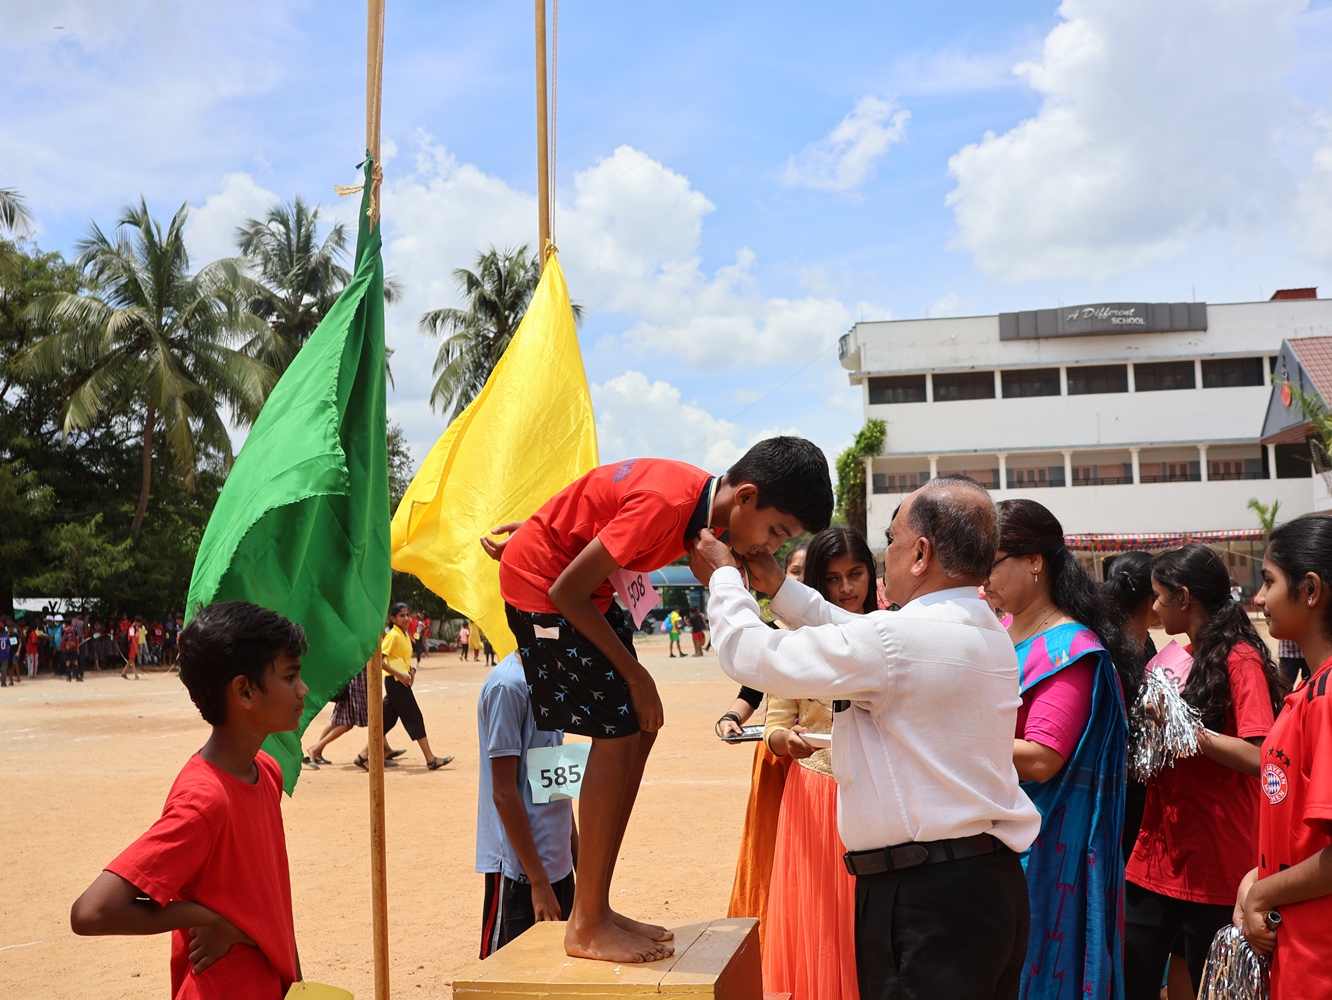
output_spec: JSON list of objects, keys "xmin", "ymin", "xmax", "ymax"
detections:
[
  {"xmin": 501, "ymin": 458, "xmax": 712, "ymax": 615},
  {"xmin": 1127, "ymin": 642, "xmax": 1276, "ymax": 904},
  {"xmin": 106, "ymin": 752, "xmax": 297, "ymax": 1000},
  {"xmin": 1258, "ymin": 659, "xmax": 1332, "ymax": 1000}
]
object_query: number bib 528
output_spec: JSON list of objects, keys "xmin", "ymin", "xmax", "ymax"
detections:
[{"xmin": 525, "ymin": 742, "xmax": 592, "ymax": 803}]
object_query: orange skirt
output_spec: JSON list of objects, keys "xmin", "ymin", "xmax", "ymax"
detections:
[
  {"xmin": 727, "ymin": 741, "xmax": 793, "ymax": 953},
  {"xmin": 763, "ymin": 762, "xmax": 859, "ymax": 1000}
]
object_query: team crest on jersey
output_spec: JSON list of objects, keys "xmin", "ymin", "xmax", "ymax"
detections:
[{"xmin": 1262, "ymin": 761, "xmax": 1289, "ymax": 805}]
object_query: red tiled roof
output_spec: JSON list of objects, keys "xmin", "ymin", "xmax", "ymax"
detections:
[
  {"xmin": 1288, "ymin": 335, "xmax": 1332, "ymax": 403},
  {"xmin": 1271, "ymin": 288, "xmax": 1318, "ymax": 300}
]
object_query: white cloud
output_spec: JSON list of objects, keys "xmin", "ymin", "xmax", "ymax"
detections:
[
  {"xmin": 1296, "ymin": 114, "xmax": 1332, "ymax": 262},
  {"xmin": 946, "ymin": 0, "xmax": 1305, "ymax": 282},
  {"xmin": 928, "ymin": 293, "xmax": 961, "ymax": 317},
  {"xmin": 782, "ymin": 97, "xmax": 910, "ymax": 193},
  {"xmin": 185, "ymin": 172, "xmax": 279, "ymax": 266},
  {"xmin": 591, "ymin": 371, "xmax": 745, "ymax": 471},
  {"xmin": 381, "ymin": 136, "xmax": 856, "ymax": 370}
]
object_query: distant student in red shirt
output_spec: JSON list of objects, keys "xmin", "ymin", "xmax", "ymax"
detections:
[
  {"xmin": 70, "ymin": 602, "xmax": 310, "ymax": 999},
  {"xmin": 485, "ymin": 437, "xmax": 833, "ymax": 964},
  {"xmin": 1123, "ymin": 544, "xmax": 1288, "ymax": 996},
  {"xmin": 1238, "ymin": 515, "xmax": 1332, "ymax": 999}
]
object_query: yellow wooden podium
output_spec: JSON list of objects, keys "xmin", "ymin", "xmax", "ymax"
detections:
[{"xmin": 452, "ymin": 918, "xmax": 762, "ymax": 999}]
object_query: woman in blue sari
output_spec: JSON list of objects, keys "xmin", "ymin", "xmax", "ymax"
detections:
[{"xmin": 987, "ymin": 500, "xmax": 1140, "ymax": 1000}]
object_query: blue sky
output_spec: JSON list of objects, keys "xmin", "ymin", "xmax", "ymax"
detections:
[{"xmin": 4, "ymin": 0, "xmax": 1332, "ymax": 473}]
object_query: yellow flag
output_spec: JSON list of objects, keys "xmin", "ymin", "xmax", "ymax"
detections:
[{"xmin": 391, "ymin": 255, "xmax": 598, "ymax": 656}]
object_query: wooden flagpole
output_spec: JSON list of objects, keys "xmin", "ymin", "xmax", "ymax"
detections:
[
  {"xmin": 535, "ymin": 0, "xmax": 551, "ymax": 273},
  {"xmin": 367, "ymin": 647, "xmax": 390, "ymax": 1000},
  {"xmin": 365, "ymin": 2, "xmax": 390, "ymax": 999}
]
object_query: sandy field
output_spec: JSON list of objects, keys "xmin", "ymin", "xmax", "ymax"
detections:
[
  {"xmin": 0, "ymin": 635, "xmax": 750, "ymax": 999},
  {"xmin": 1, "ymin": 621, "xmax": 1279, "ymax": 999}
]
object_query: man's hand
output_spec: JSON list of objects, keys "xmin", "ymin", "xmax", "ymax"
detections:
[
  {"xmin": 480, "ymin": 522, "xmax": 524, "ymax": 562},
  {"xmin": 627, "ymin": 675, "xmax": 664, "ymax": 732},
  {"xmin": 531, "ymin": 880, "xmax": 563, "ymax": 922},
  {"xmin": 689, "ymin": 528, "xmax": 740, "ymax": 588},
  {"xmin": 738, "ymin": 549, "xmax": 785, "ymax": 598},
  {"xmin": 188, "ymin": 911, "xmax": 256, "ymax": 974}
]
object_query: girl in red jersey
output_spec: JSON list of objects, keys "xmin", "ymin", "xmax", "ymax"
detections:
[
  {"xmin": 1123, "ymin": 544, "xmax": 1288, "ymax": 998},
  {"xmin": 1237, "ymin": 514, "xmax": 1332, "ymax": 999}
]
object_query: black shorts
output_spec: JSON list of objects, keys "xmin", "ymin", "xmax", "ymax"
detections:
[
  {"xmin": 480, "ymin": 871, "xmax": 575, "ymax": 959},
  {"xmin": 505, "ymin": 603, "xmax": 639, "ymax": 739}
]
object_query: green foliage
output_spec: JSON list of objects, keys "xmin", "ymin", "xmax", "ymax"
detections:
[
  {"xmin": 1247, "ymin": 498, "xmax": 1281, "ymax": 538},
  {"xmin": 420, "ymin": 245, "xmax": 582, "ymax": 421},
  {"xmin": 20, "ymin": 198, "xmax": 274, "ymax": 534},
  {"xmin": 26, "ymin": 514, "xmax": 134, "ymax": 600},
  {"xmin": 1281, "ymin": 376, "xmax": 1332, "ymax": 472},
  {"xmin": 835, "ymin": 419, "xmax": 886, "ymax": 538}
]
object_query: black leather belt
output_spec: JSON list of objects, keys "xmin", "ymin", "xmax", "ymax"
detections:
[{"xmin": 843, "ymin": 833, "xmax": 1000, "ymax": 877}]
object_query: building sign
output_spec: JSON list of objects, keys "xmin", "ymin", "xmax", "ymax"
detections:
[{"xmin": 998, "ymin": 302, "xmax": 1208, "ymax": 341}]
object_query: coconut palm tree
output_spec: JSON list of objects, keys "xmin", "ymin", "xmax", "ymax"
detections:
[
  {"xmin": 0, "ymin": 189, "xmax": 32, "ymax": 235},
  {"xmin": 22, "ymin": 198, "xmax": 274, "ymax": 535},
  {"xmin": 234, "ymin": 197, "xmax": 352, "ymax": 374},
  {"xmin": 419, "ymin": 244, "xmax": 582, "ymax": 420}
]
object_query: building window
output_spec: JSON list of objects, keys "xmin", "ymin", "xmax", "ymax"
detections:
[
  {"xmin": 1001, "ymin": 368, "xmax": 1060, "ymax": 398},
  {"xmin": 1201, "ymin": 357, "xmax": 1265, "ymax": 388},
  {"xmin": 1209, "ymin": 459, "xmax": 1263, "ymax": 481},
  {"xmin": 933, "ymin": 371, "xmax": 995, "ymax": 401},
  {"xmin": 1072, "ymin": 464, "xmax": 1132, "ymax": 486},
  {"xmin": 868, "ymin": 374, "xmax": 927, "ymax": 405},
  {"xmin": 1007, "ymin": 466, "xmax": 1065, "ymax": 489},
  {"xmin": 1275, "ymin": 444, "xmax": 1312, "ymax": 479},
  {"xmin": 1067, "ymin": 364, "xmax": 1129, "ymax": 395},
  {"xmin": 1140, "ymin": 461, "xmax": 1200, "ymax": 483},
  {"xmin": 873, "ymin": 471, "xmax": 930, "ymax": 493},
  {"xmin": 1134, "ymin": 360, "xmax": 1196, "ymax": 392}
]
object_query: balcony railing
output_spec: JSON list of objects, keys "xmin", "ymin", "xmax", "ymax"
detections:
[
  {"xmin": 1071, "ymin": 475, "xmax": 1132, "ymax": 486},
  {"xmin": 1208, "ymin": 471, "xmax": 1266, "ymax": 481},
  {"xmin": 1140, "ymin": 473, "xmax": 1202, "ymax": 483}
]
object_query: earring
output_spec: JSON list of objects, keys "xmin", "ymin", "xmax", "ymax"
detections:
[{"xmin": 1034, "ymin": 574, "xmax": 1039, "ymax": 584}]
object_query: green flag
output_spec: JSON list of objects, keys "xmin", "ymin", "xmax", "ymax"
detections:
[{"xmin": 187, "ymin": 158, "xmax": 390, "ymax": 793}]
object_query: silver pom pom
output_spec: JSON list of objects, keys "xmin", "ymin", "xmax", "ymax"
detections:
[
  {"xmin": 1131, "ymin": 665, "xmax": 1205, "ymax": 781},
  {"xmin": 1198, "ymin": 923, "xmax": 1270, "ymax": 999}
]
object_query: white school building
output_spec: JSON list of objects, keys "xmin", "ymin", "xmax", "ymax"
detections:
[{"xmin": 838, "ymin": 290, "xmax": 1332, "ymax": 589}]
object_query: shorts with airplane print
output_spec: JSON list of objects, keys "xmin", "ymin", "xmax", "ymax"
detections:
[{"xmin": 504, "ymin": 602, "xmax": 640, "ymax": 739}]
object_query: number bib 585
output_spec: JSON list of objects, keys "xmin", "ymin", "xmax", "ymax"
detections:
[{"xmin": 525, "ymin": 742, "xmax": 592, "ymax": 803}]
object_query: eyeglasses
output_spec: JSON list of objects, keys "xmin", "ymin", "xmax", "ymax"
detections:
[{"xmin": 991, "ymin": 555, "xmax": 1014, "ymax": 571}]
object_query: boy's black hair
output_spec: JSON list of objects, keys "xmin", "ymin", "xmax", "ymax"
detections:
[
  {"xmin": 726, "ymin": 436, "xmax": 833, "ymax": 534},
  {"xmin": 178, "ymin": 601, "xmax": 308, "ymax": 726}
]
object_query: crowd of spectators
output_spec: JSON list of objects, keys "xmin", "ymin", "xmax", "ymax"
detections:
[{"xmin": 0, "ymin": 613, "xmax": 184, "ymax": 685}]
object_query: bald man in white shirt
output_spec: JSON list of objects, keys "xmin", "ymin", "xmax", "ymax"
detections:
[{"xmin": 691, "ymin": 475, "xmax": 1040, "ymax": 1000}]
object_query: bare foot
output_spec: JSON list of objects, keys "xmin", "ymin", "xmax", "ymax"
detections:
[
  {"xmin": 611, "ymin": 910, "xmax": 674, "ymax": 942},
  {"xmin": 565, "ymin": 918, "xmax": 674, "ymax": 963}
]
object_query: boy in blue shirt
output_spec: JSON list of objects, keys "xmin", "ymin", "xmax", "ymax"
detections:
[{"xmin": 476, "ymin": 653, "xmax": 576, "ymax": 958}]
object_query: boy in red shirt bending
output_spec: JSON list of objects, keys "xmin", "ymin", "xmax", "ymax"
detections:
[
  {"xmin": 486, "ymin": 437, "xmax": 832, "ymax": 963},
  {"xmin": 71, "ymin": 602, "xmax": 309, "ymax": 999}
]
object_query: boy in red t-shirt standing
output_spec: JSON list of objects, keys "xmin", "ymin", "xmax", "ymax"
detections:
[
  {"xmin": 486, "ymin": 437, "xmax": 832, "ymax": 963},
  {"xmin": 71, "ymin": 602, "xmax": 309, "ymax": 999}
]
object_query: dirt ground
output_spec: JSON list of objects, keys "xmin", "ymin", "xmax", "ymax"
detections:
[
  {"xmin": 1, "ymin": 622, "xmax": 1279, "ymax": 999},
  {"xmin": 0, "ymin": 634, "xmax": 750, "ymax": 999}
]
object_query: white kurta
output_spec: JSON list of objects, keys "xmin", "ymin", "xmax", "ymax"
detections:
[{"xmin": 707, "ymin": 567, "xmax": 1041, "ymax": 854}]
